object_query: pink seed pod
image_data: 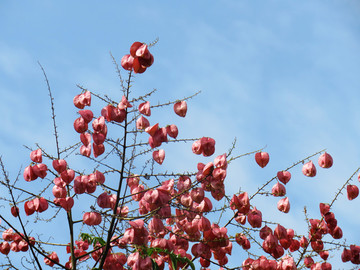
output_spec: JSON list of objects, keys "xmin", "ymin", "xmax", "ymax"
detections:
[
  {"xmin": 73, "ymin": 94, "xmax": 85, "ymax": 109},
  {"xmin": 32, "ymin": 163, "xmax": 48, "ymax": 179},
  {"xmin": 58, "ymin": 197, "xmax": 74, "ymax": 212},
  {"xmin": 319, "ymin": 203, "xmax": 330, "ymax": 216},
  {"xmin": 271, "ymin": 182, "xmax": 286, "ymax": 197},
  {"xmin": 277, "ymin": 170, "xmax": 291, "ymax": 185},
  {"xmin": 318, "ymin": 152, "xmax": 333, "ymax": 168},
  {"xmin": 44, "ymin": 251, "xmax": 59, "ymax": 267},
  {"xmin": 60, "ymin": 169, "xmax": 75, "ymax": 184},
  {"xmin": 102, "ymin": 104, "xmax": 126, "ymax": 123},
  {"xmin": 73, "ymin": 176, "xmax": 86, "ymax": 194},
  {"xmin": 202, "ymin": 162, "xmax": 214, "ymax": 177},
  {"xmin": 154, "ymin": 127, "xmax": 168, "ymax": 144},
  {"xmin": 80, "ymin": 144, "xmax": 91, "ymax": 157},
  {"xmin": 236, "ymin": 233, "xmax": 251, "ymax": 250},
  {"xmin": 78, "ymin": 110, "xmax": 93, "ymax": 123},
  {"xmin": 214, "ymin": 153, "xmax": 228, "ymax": 169},
  {"xmin": 145, "ymin": 123, "xmax": 159, "ymax": 136},
  {"xmin": 259, "ymin": 225, "xmax": 272, "ymax": 240},
  {"xmin": 52, "ymin": 185, "xmax": 67, "ymax": 198},
  {"xmin": 118, "ymin": 95, "xmax": 133, "ymax": 110},
  {"xmin": 132, "ymin": 57, "xmax": 147, "ymax": 73},
  {"xmin": 319, "ymin": 251, "xmax": 329, "ymax": 261},
  {"xmin": 302, "ymin": 160, "xmax": 317, "ymax": 177},
  {"xmin": 24, "ymin": 200, "xmax": 36, "ymax": 216},
  {"xmin": 83, "ymin": 212, "xmax": 102, "ymax": 226},
  {"xmin": 192, "ymin": 140, "xmax": 202, "ymax": 155},
  {"xmin": 10, "ymin": 241, "xmax": 20, "ymax": 252},
  {"xmin": 82, "ymin": 91, "xmax": 91, "ymax": 106},
  {"xmin": 138, "ymin": 101, "xmax": 151, "ymax": 116},
  {"xmin": 330, "ymin": 226, "xmax": 343, "ymax": 239},
  {"xmin": 174, "ymin": 101, "xmax": 187, "ymax": 117},
  {"xmin": 198, "ymin": 216, "xmax": 211, "ymax": 232},
  {"xmin": 93, "ymin": 143, "xmax": 105, "ymax": 158},
  {"xmin": 277, "ymin": 197, "xmax": 290, "ymax": 213},
  {"xmin": 153, "ymin": 149, "xmax": 165, "ymax": 165},
  {"xmin": 299, "ymin": 236, "xmax": 308, "ymax": 248},
  {"xmin": 53, "ymin": 177, "xmax": 66, "ymax": 187},
  {"xmin": 92, "ymin": 116, "xmax": 106, "ymax": 133},
  {"xmin": 130, "ymin": 42, "xmax": 143, "ymax": 57},
  {"xmin": 85, "ymin": 178, "xmax": 97, "ymax": 194},
  {"xmin": 136, "ymin": 116, "xmax": 150, "ymax": 130},
  {"xmin": 112, "ymin": 107, "xmax": 126, "ymax": 123},
  {"xmin": 30, "ymin": 149, "xmax": 42, "ymax": 163},
  {"xmin": 303, "ymin": 256, "xmax": 314, "ymax": 267},
  {"xmin": 347, "ymin": 184, "xmax": 359, "ymax": 200},
  {"xmin": 180, "ymin": 193, "xmax": 193, "ymax": 207},
  {"xmin": 148, "ymin": 217, "xmax": 165, "ymax": 237},
  {"xmin": 101, "ymin": 104, "xmax": 114, "ymax": 121},
  {"xmin": 18, "ymin": 240, "xmax": 29, "ymax": 252},
  {"xmin": 247, "ymin": 207, "xmax": 262, "ymax": 228},
  {"xmin": 135, "ymin": 43, "xmax": 151, "ymax": 59},
  {"xmin": 117, "ymin": 205, "xmax": 129, "ymax": 217},
  {"xmin": 52, "ymin": 159, "xmax": 67, "ymax": 174},
  {"xmin": 234, "ymin": 217, "xmax": 248, "ymax": 229},
  {"xmin": 80, "ymin": 132, "xmax": 91, "ymax": 146},
  {"xmin": 11, "ymin": 206, "xmax": 19, "ymax": 217},
  {"xmin": 321, "ymin": 262, "xmax": 332, "ymax": 270},
  {"xmin": 127, "ymin": 176, "xmax": 139, "ymax": 189},
  {"xmin": 200, "ymin": 137, "xmax": 216, "ymax": 157},
  {"xmin": 23, "ymin": 165, "xmax": 37, "ymax": 182},
  {"xmin": 166, "ymin": 124, "xmax": 178, "ymax": 139},
  {"xmin": 97, "ymin": 192, "xmax": 111, "ymax": 209},
  {"xmin": 2, "ymin": 229, "xmax": 15, "ymax": 242},
  {"xmin": 0, "ymin": 241, "xmax": 10, "ymax": 255},
  {"xmin": 33, "ymin": 197, "xmax": 49, "ymax": 213},
  {"xmin": 90, "ymin": 170, "xmax": 105, "ymax": 185},
  {"xmin": 92, "ymin": 132, "xmax": 106, "ymax": 145},
  {"xmin": 190, "ymin": 187, "xmax": 205, "ymax": 203},
  {"xmin": 121, "ymin": 54, "xmax": 134, "ymax": 71},
  {"xmin": 73, "ymin": 117, "xmax": 88, "ymax": 133},
  {"xmin": 255, "ymin": 152, "xmax": 269, "ymax": 168},
  {"xmin": 196, "ymin": 197, "xmax": 213, "ymax": 212}
]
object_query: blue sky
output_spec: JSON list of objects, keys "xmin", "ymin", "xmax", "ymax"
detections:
[{"xmin": 1, "ymin": 0, "xmax": 360, "ymax": 269}]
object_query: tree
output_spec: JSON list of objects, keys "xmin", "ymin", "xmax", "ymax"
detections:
[{"xmin": 0, "ymin": 40, "xmax": 359, "ymax": 269}]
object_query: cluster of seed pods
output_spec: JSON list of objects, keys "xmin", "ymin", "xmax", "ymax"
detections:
[
  {"xmin": 251, "ymin": 150, "xmax": 360, "ymax": 268},
  {"xmin": 302, "ymin": 152, "xmax": 359, "ymax": 201},
  {"xmin": 118, "ymin": 153, "xmax": 235, "ymax": 267},
  {"xmin": 194, "ymin": 153, "xmax": 227, "ymax": 201},
  {"xmin": 4, "ymin": 40, "xmax": 360, "ymax": 270},
  {"xmin": 121, "ymin": 41, "xmax": 154, "ymax": 74},
  {"xmin": 1, "ymin": 228, "xmax": 34, "ymax": 254},
  {"xmin": 135, "ymin": 98, "xmax": 184, "ymax": 165},
  {"xmin": 242, "ymin": 255, "xmax": 297, "ymax": 270},
  {"xmin": 44, "ymin": 251, "xmax": 60, "ymax": 267},
  {"xmin": 97, "ymin": 100, "xmax": 358, "ymax": 269},
  {"xmin": 23, "ymin": 148, "xmax": 48, "ymax": 181},
  {"xmin": 64, "ymin": 240, "xmax": 91, "ymax": 269}
]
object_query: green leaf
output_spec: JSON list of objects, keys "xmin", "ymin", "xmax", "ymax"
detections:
[
  {"xmin": 169, "ymin": 252, "xmax": 177, "ymax": 270},
  {"xmin": 80, "ymin": 233, "xmax": 91, "ymax": 242},
  {"xmin": 151, "ymin": 258, "xmax": 159, "ymax": 270},
  {"xmin": 147, "ymin": 248, "xmax": 154, "ymax": 256},
  {"xmin": 186, "ymin": 258, "xmax": 195, "ymax": 270},
  {"xmin": 93, "ymin": 237, "xmax": 106, "ymax": 246},
  {"xmin": 145, "ymin": 247, "xmax": 195, "ymax": 270},
  {"xmin": 79, "ymin": 233, "xmax": 105, "ymax": 246}
]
